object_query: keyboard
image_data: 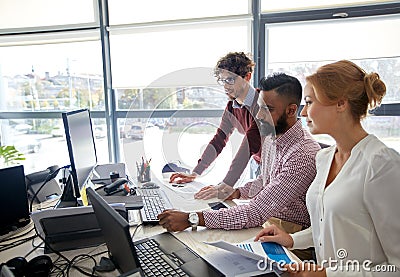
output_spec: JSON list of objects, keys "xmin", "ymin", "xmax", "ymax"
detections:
[
  {"xmin": 134, "ymin": 239, "xmax": 189, "ymax": 277},
  {"xmin": 136, "ymin": 188, "xmax": 172, "ymax": 224}
]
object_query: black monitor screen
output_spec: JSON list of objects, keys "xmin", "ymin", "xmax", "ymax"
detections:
[
  {"xmin": 62, "ymin": 109, "xmax": 97, "ymax": 199},
  {"xmin": 0, "ymin": 165, "xmax": 30, "ymax": 234},
  {"xmin": 86, "ymin": 187, "xmax": 141, "ymax": 274}
]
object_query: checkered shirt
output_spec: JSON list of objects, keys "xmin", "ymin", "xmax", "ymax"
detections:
[{"xmin": 203, "ymin": 120, "xmax": 320, "ymax": 230}]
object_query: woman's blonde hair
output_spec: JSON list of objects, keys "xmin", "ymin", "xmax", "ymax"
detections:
[{"xmin": 306, "ymin": 60, "xmax": 386, "ymax": 120}]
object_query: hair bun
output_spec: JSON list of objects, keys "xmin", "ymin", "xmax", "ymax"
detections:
[{"xmin": 364, "ymin": 72, "xmax": 386, "ymax": 109}]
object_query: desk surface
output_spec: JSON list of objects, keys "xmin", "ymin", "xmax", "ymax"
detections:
[{"xmin": 0, "ymin": 179, "xmax": 284, "ymax": 276}]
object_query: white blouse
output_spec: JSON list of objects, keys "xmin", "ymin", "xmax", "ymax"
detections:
[{"xmin": 291, "ymin": 134, "xmax": 400, "ymax": 276}]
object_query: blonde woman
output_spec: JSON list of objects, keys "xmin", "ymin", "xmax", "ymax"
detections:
[{"xmin": 255, "ymin": 60, "xmax": 400, "ymax": 276}]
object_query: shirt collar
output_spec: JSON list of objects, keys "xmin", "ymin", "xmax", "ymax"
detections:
[{"xmin": 232, "ymin": 86, "xmax": 255, "ymax": 109}]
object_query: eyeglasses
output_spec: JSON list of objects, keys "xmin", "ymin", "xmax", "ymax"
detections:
[{"xmin": 217, "ymin": 76, "xmax": 236, "ymax": 86}]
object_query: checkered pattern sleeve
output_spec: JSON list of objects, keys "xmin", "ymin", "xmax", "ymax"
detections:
[
  {"xmin": 238, "ymin": 175, "xmax": 264, "ymax": 199},
  {"xmin": 203, "ymin": 147, "xmax": 317, "ymax": 229}
]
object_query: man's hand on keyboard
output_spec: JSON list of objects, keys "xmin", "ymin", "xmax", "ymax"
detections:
[
  {"xmin": 169, "ymin": 172, "xmax": 197, "ymax": 184},
  {"xmin": 158, "ymin": 210, "xmax": 191, "ymax": 232}
]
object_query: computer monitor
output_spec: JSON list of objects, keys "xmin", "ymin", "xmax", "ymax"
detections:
[
  {"xmin": 0, "ymin": 165, "xmax": 30, "ymax": 235},
  {"xmin": 59, "ymin": 109, "xmax": 97, "ymax": 207},
  {"xmin": 86, "ymin": 187, "xmax": 142, "ymax": 274}
]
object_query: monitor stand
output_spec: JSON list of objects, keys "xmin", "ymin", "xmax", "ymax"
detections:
[{"xmin": 55, "ymin": 175, "xmax": 81, "ymax": 208}]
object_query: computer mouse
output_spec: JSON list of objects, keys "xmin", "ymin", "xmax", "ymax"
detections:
[{"xmin": 142, "ymin": 182, "xmax": 159, "ymax": 189}]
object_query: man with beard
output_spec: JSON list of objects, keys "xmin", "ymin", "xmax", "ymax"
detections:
[
  {"xmin": 159, "ymin": 73, "xmax": 320, "ymax": 259},
  {"xmin": 170, "ymin": 52, "xmax": 262, "ymax": 188}
]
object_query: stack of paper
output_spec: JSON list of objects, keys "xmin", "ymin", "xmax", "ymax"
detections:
[{"xmin": 204, "ymin": 240, "xmax": 295, "ymax": 276}]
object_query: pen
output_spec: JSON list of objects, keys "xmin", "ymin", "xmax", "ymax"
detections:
[{"xmin": 172, "ymin": 183, "xmax": 185, "ymax": 187}]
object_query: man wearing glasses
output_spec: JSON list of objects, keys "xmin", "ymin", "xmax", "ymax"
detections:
[
  {"xmin": 160, "ymin": 73, "xmax": 320, "ymax": 261},
  {"xmin": 170, "ymin": 52, "xmax": 262, "ymax": 197}
]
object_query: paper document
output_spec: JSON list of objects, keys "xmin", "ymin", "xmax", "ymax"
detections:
[
  {"xmin": 162, "ymin": 180, "xmax": 206, "ymax": 194},
  {"xmin": 204, "ymin": 251, "xmax": 276, "ymax": 277},
  {"xmin": 205, "ymin": 240, "xmax": 293, "ymax": 264},
  {"xmin": 232, "ymin": 199, "xmax": 251, "ymax": 206}
]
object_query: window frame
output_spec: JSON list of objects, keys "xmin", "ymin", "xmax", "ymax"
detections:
[
  {"xmin": 258, "ymin": 2, "xmax": 400, "ymax": 116},
  {"xmin": 1, "ymin": 0, "xmax": 400, "ymax": 169}
]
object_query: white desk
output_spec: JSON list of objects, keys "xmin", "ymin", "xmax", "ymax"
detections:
[
  {"xmin": 138, "ymin": 179, "xmax": 264, "ymax": 252},
  {"xmin": 0, "ymin": 180, "xmax": 284, "ymax": 276}
]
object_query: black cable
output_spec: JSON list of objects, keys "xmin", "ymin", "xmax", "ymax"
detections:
[
  {"xmin": 0, "ymin": 225, "xmax": 35, "ymax": 243},
  {"xmin": 32, "ymin": 225, "xmax": 86, "ymax": 277},
  {"xmin": 131, "ymin": 223, "xmax": 143, "ymax": 240},
  {"xmin": 33, "ymin": 224, "xmax": 103, "ymax": 277},
  {"xmin": 29, "ymin": 173, "xmax": 56, "ymax": 213},
  {"xmin": 29, "ymin": 165, "xmax": 70, "ymax": 213},
  {"xmin": 32, "ymin": 222, "xmax": 71, "ymax": 264},
  {"xmin": 90, "ymin": 250, "xmax": 108, "ymax": 258},
  {"xmin": 31, "ymin": 235, "xmax": 45, "ymax": 250},
  {"xmin": 67, "ymin": 254, "xmax": 98, "ymax": 277},
  {"xmin": 52, "ymin": 168, "xmax": 68, "ymax": 209},
  {"xmin": 53, "ymin": 260, "xmax": 69, "ymax": 277},
  {"xmin": 0, "ymin": 235, "xmax": 37, "ymax": 252},
  {"xmin": 52, "ymin": 256, "xmax": 68, "ymax": 277},
  {"xmin": 24, "ymin": 239, "xmax": 44, "ymax": 259},
  {"xmin": 51, "ymin": 261, "xmax": 66, "ymax": 277},
  {"xmin": 34, "ymin": 197, "xmax": 59, "ymax": 211}
]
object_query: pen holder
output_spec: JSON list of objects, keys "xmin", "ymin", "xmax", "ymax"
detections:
[{"xmin": 137, "ymin": 166, "xmax": 151, "ymax": 183}]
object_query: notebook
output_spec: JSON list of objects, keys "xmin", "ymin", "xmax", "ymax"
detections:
[{"xmin": 86, "ymin": 187, "xmax": 224, "ymax": 277}]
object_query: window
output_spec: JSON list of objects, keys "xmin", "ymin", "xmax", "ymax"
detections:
[
  {"xmin": 0, "ymin": 1, "xmax": 254, "ymax": 176},
  {"xmin": 0, "ymin": 33, "xmax": 109, "ymax": 172},
  {"xmin": 108, "ymin": 3, "xmax": 253, "ymax": 180},
  {"xmin": 110, "ymin": 21, "xmax": 251, "ymax": 89},
  {"xmin": 0, "ymin": 0, "xmax": 97, "ymax": 32},
  {"xmin": 2, "ymin": 1, "xmax": 399, "ymax": 175},
  {"xmin": 0, "ymin": 39, "xmax": 103, "ymax": 112},
  {"xmin": 118, "ymin": 116, "xmax": 250, "ymax": 184},
  {"xmin": 261, "ymin": 0, "xmax": 395, "ymax": 13},
  {"xmin": 108, "ymin": 0, "xmax": 249, "ymax": 24},
  {"xmin": 263, "ymin": 7, "xmax": 400, "ymax": 152}
]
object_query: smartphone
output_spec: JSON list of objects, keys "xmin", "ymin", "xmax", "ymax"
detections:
[{"xmin": 208, "ymin": 201, "xmax": 229, "ymax": 210}]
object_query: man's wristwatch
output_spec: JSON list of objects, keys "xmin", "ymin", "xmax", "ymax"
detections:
[{"xmin": 188, "ymin": 212, "xmax": 199, "ymax": 231}]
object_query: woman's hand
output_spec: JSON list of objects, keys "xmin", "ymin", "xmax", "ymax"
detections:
[
  {"xmin": 254, "ymin": 224, "xmax": 294, "ymax": 248},
  {"xmin": 169, "ymin": 172, "xmax": 197, "ymax": 184}
]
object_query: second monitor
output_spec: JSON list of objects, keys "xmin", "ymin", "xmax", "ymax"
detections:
[{"xmin": 58, "ymin": 108, "xmax": 97, "ymax": 207}]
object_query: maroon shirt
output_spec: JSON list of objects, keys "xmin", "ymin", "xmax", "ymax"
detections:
[{"xmin": 192, "ymin": 88, "xmax": 261, "ymax": 186}]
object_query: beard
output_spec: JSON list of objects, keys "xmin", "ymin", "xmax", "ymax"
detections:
[
  {"xmin": 275, "ymin": 112, "xmax": 288, "ymax": 135},
  {"xmin": 258, "ymin": 113, "xmax": 288, "ymax": 137}
]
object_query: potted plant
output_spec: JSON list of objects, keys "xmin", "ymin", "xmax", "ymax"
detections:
[{"xmin": 0, "ymin": 145, "xmax": 26, "ymax": 167}]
